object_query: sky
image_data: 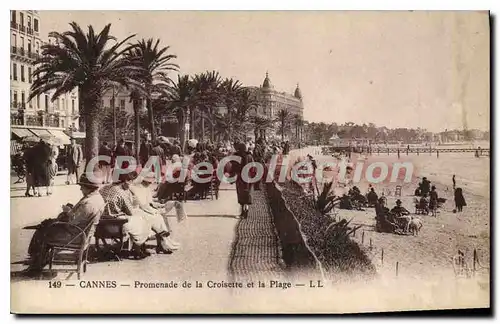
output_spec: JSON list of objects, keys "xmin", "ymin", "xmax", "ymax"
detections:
[{"xmin": 39, "ymin": 11, "xmax": 490, "ymax": 132}]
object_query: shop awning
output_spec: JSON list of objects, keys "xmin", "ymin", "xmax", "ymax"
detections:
[
  {"xmin": 47, "ymin": 129, "xmax": 71, "ymax": 145},
  {"xmin": 29, "ymin": 128, "xmax": 53, "ymax": 137},
  {"xmin": 11, "ymin": 128, "xmax": 35, "ymax": 139}
]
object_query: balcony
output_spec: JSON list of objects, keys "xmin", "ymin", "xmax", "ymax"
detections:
[
  {"xmin": 11, "ymin": 46, "xmax": 16, "ymax": 54},
  {"xmin": 18, "ymin": 47, "xmax": 24, "ymax": 56},
  {"xmin": 27, "ymin": 28, "xmax": 33, "ymax": 35},
  {"xmin": 28, "ymin": 51, "xmax": 39, "ymax": 60},
  {"xmin": 10, "ymin": 21, "xmax": 17, "ymax": 29},
  {"xmin": 18, "ymin": 24, "xmax": 25, "ymax": 33},
  {"xmin": 11, "ymin": 114, "xmax": 24, "ymax": 126}
]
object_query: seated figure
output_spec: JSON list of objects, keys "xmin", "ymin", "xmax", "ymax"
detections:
[
  {"xmin": 366, "ymin": 188, "xmax": 378, "ymax": 206},
  {"xmin": 99, "ymin": 172, "xmax": 178, "ymax": 259},
  {"xmin": 24, "ymin": 174, "xmax": 105, "ymax": 275}
]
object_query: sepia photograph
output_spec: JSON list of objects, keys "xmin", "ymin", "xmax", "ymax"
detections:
[{"xmin": 9, "ymin": 10, "xmax": 490, "ymax": 314}]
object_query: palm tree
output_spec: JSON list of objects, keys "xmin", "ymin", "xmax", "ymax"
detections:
[
  {"xmin": 124, "ymin": 38, "xmax": 178, "ymax": 143},
  {"xmin": 191, "ymin": 71, "xmax": 222, "ymax": 142},
  {"xmin": 164, "ymin": 74, "xmax": 193, "ymax": 150},
  {"xmin": 28, "ymin": 22, "xmax": 140, "ymax": 162},
  {"xmin": 251, "ymin": 115, "xmax": 274, "ymax": 140},
  {"xmin": 293, "ymin": 113, "xmax": 303, "ymax": 143},
  {"xmin": 276, "ymin": 109, "xmax": 292, "ymax": 142},
  {"xmin": 220, "ymin": 78, "xmax": 242, "ymax": 140}
]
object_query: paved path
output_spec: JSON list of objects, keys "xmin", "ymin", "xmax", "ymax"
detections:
[
  {"xmin": 229, "ymin": 189, "xmax": 284, "ymax": 282},
  {"xmin": 11, "ymin": 174, "xmax": 240, "ymax": 284}
]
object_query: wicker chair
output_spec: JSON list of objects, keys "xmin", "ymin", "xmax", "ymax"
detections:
[{"xmin": 45, "ymin": 218, "xmax": 99, "ymax": 280}]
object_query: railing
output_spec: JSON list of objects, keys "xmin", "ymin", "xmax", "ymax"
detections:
[
  {"xmin": 18, "ymin": 24, "xmax": 25, "ymax": 32},
  {"xmin": 11, "ymin": 115, "xmax": 24, "ymax": 126},
  {"xmin": 11, "ymin": 46, "xmax": 16, "ymax": 54},
  {"xmin": 10, "ymin": 21, "xmax": 17, "ymax": 29},
  {"xmin": 27, "ymin": 28, "xmax": 33, "ymax": 35},
  {"xmin": 18, "ymin": 47, "xmax": 24, "ymax": 56},
  {"xmin": 28, "ymin": 52, "xmax": 39, "ymax": 60},
  {"xmin": 11, "ymin": 102, "xmax": 26, "ymax": 109}
]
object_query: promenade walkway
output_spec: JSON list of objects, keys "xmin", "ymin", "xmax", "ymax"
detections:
[
  {"xmin": 229, "ymin": 189, "xmax": 284, "ymax": 282},
  {"xmin": 10, "ymin": 174, "xmax": 239, "ymax": 284}
]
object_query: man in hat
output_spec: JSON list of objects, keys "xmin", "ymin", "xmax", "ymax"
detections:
[
  {"xmin": 25, "ymin": 173, "xmax": 105, "ymax": 275},
  {"xmin": 66, "ymin": 139, "xmax": 83, "ymax": 185},
  {"xmin": 390, "ymin": 199, "xmax": 410, "ymax": 217}
]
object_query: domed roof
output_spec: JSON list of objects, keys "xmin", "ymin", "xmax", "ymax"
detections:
[
  {"xmin": 294, "ymin": 83, "xmax": 302, "ymax": 99},
  {"xmin": 262, "ymin": 72, "xmax": 273, "ymax": 89}
]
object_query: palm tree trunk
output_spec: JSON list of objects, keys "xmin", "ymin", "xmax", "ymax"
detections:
[
  {"xmin": 281, "ymin": 122, "xmax": 285, "ymax": 142},
  {"xmin": 83, "ymin": 109, "xmax": 100, "ymax": 167},
  {"xmin": 227, "ymin": 104, "xmax": 232, "ymax": 140},
  {"xmin": 133, "ymin": 99, "xmax": 141, "ymax": 160},
  {"xmin": 201, "ymin": 112, "xmax": 205, "ymax": 141},
  {"xmin": 147, "ymin": 98, "xmax": 156, "ymax": 142},
  {"xmin": 189, "ymin": 107, "xmax": 194, "ymax": 139},
  {"xmin": 178, "ymin": 110, "xmax": 186, "ymax": 154}
]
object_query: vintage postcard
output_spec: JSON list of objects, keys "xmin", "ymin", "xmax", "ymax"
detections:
[{"xmin": 10, "ymin": 10, "xmax": 490, "ymax": 314}]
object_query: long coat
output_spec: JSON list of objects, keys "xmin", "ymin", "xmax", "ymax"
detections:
[
  {"xmin": 231, "ymin": 152, "xmax": 255, "ymax": 205},
  {"xmin": 33, "ymin": 142, "xmax": 51, "ymax": 187}
]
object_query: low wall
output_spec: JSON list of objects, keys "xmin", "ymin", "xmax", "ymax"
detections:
[{"xmin": 266, "ymin": 181, "xmax": 323, "ymax": 277}]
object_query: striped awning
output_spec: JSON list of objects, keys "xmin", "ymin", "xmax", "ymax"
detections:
[
  {"xmin": 11, "ymin": 140, "xmax": 23, "ymax": 155},
  {"xmin": 47, "ymin": 129, "xmax": 71, "ymax": 145},
  {"xmin": 28, "ymin": 128, "xmax": 52, "ymax": 137},
  {"xmin": 11, "ymin": 128, "xmax": 35, "ymax": 139}
]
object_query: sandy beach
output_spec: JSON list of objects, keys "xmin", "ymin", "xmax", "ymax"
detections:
[{"xmin": 288, "ymin": 147, "xmax": 490, "ymax": 308}]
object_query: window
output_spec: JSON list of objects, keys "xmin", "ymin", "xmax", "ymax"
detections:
[
  {"xmin": 34, "ymin": 18, "xmax": 38, "ymax": 32},
  {"xmin": 28, "ymin": 40, "xmax": 31, "ymax": 53},
  {"xmin": 13, "ymin": 91, "xmax": 18, "ymax": 105},
  {"xmin": 120, "ymin": 99, "xmax": 125, "ymax": 111},
  {"xmin": 11, "ymin": 33, "xmax": 16, "ymax": 47},
  {"xmin": 19, "ymin": 12, "xmax": 24, "ymax": 27},
  {"xmin": 72, "ymin": 99, "xmax": 75, "ymax": 114},
  {"xmin": 29, "ymin": 94, "xmax": 32, "ymax": 108},
  {"xmin": 35, "ymin": 42, "xmax": 39, "ymax": 54},
  {"xmin": 27, "ymin": 16, "xmax": 31, "ymax": 30},
  {"xmin": 20, "ymin": 65, "xmax": 25, "ymax": 82},
  {"xmin": 20, "ymin": 36, "xmax": 24, "ymax": 50},
  {"xmin": 11, "ymin": 10, "xmax": 16, "ymax": 24},
  {"xmin": 61, "ymin": 119, "xmax": 65, "ymax": 128},
  {"xmin": 62, "ymin": 98, "xmax": 65, "ymax": 110},
  {"xmin": 56, "ymin": 98, "xmax": 60, "ymax": 110},
  {"xmin": 13, "ymin": 63, "xmax": 17, "ymax": 80},
  {"xmin": 28, "ymin": 67, "xmax": 32, "ymax": 83},
  {"xmin": 21, "ymin": 92, "xmax": 25, "ymax": 108},
  {"xmin": 37, "ymin": 95, "xmax": 40, "ymax": 109},
  {"xmin": 45, "ymin": 95, "xmax": 49, "ymax": 111}
]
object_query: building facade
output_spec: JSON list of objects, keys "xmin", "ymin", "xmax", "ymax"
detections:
[
  {"xmin": 10, "ymin": 10, "xmax": 80, "ymax": 145},
  {"xmin": 252, "ymin": 72, "xmax": 304, "ymax": 119}
]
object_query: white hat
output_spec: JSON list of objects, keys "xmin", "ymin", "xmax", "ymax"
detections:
[{"xmin": 188, "ymin": 139, "xmax": 198, "ymax": 148}]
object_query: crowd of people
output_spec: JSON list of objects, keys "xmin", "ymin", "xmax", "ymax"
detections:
[{"xmin": 21, "ymin": 135, "xmax": 293, "ymax": 275}]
